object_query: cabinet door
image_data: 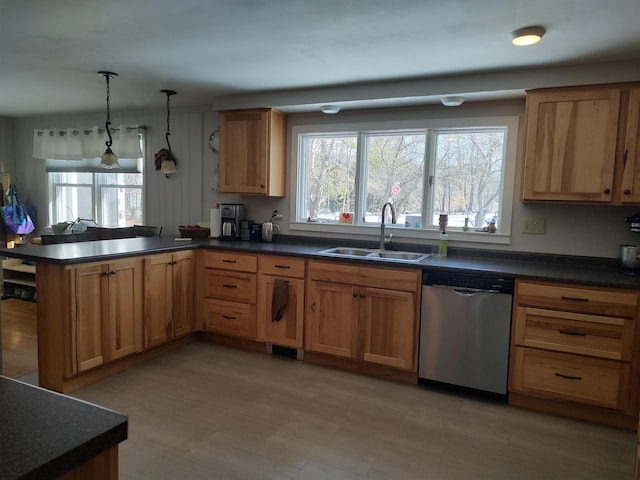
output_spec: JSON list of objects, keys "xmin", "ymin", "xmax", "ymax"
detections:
[
  {"xmin": 306, "ymin": 280, "xmax": 357, "ymax": 358},
  {"xmin": 360, "ymin": 287, "xmax": 416, "ymax": 370},
  {"xmin": 620, "ymin": 87, "xmax": 640, "ymax": 203},
  {"xmin": 172, "ymin": 251, "xmax": 195, "ymax": 338},
  {"xmin": 219, "ymin": 109, "xmax": 269, "ymax": 194},
  {"xmin": 75, "ymin": 263, "xmax": 108, "ymax": 372},
  {"xmin": 522, "ymin": 87, "xmax": 620, "ymax": 202},
  {"xmin": 143, "ymin": 254, "xmax": 173, "ymax": 348},
  {"xmin": 218, "ymin": 109, "xmax": 286, "ymax": 196},
  {"xmin": 108, "ymin": 258, "xmax": 142, "ymax": 361},
  {"xmin": 257, "ymin": 275, "xmax": 304, "ymax": 348}
]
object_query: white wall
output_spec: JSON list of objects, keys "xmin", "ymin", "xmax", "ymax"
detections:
[{"xmin": 7, "ymin": 98, "xmax": 640, "ymax": 258}]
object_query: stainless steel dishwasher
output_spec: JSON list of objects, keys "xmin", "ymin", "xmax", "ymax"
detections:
[{"xmin": 418, "ymin": 271, "xmax": 514, "ymax": 398}]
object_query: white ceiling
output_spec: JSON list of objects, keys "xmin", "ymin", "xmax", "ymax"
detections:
[{"xmin": 2, "ymin": 0, "xmax": 640, "ymax": 117}]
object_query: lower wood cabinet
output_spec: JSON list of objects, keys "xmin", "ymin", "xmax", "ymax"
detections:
[
  {"xmin": 202, "ymin": 251, "xmax": 258, "ymax": 340},
  {"xmin": 143, "ymin": 250, "xmax": 195, "ymax": 349},
  {"xmin": 509, "ymin": 280, "xmax": 639, "ymax": 423},
  {"xmin": 306, "ymin": 260, "xmax": 420, "ymax": 371},
  {"xmin": 257, "ymin": 255, "xmax": 306, "ymax": 349},
  {"xmin": 74, "ymin": 258, "xmax": 143, "ymax": 372}
]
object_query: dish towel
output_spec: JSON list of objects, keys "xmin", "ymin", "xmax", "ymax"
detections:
[{"xmin": 271, "ymin": 279, "xmax": 289, "ymax": 322}]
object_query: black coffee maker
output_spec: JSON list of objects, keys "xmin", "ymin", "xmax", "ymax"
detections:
[{"xmin": 220, "ymin": 204, "xmax": 245, "ymax": 240}]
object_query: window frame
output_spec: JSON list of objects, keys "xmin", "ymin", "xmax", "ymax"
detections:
[
  {"xmin": 289, "ymin": 116, "xmax": 519, "ymax": 245},
  {"xmin": 48, "ymin": 171, "xmax": 145, "ymax": 226}
]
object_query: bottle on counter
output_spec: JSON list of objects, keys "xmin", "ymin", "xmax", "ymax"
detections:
[{"xmin": 438, "ymin": 230, "xmax": 448, "ymax": 257}]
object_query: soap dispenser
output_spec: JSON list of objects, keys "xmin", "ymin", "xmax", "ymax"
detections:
[{"xmin": 438, "ymin": 230, "xmax": 448, "ymax": 257}]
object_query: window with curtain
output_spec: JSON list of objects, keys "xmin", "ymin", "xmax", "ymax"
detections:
[{"xmin": 33, "ymin": 125, "xmax": 145, "ymax": 226}]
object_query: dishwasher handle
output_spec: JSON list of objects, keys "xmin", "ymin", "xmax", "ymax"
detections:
[{"xmin": 428, "ymin": 284, "xmax": 503, "ymax": 295}]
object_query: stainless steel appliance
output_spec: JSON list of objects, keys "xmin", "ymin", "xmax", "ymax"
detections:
[
  {"xmin": 619, "ymin": 244, "xmax": 640, "ymax": 275},
  {"xmin": 220, "ymin": 204, "xmax": 245, "ymax": 240},
  {"xmin": 419, "ymin": 271, "xmax": 514, "ymax": 398}
]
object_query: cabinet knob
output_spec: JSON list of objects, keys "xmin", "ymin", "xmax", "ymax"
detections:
[
  {"xmin": 352, "ymin": 293, "xmax": 357, "ymax": 298},
  {"xmin": 604, "ymin": 188, "xmax": 611, "ymax": 194},
  {"xmin": 260, "ymin": 184, "xmax": 265, "ymax": 189},
  {"xmin": 624, "ymin": 189, "xmax": 631, "ymax": 195}
]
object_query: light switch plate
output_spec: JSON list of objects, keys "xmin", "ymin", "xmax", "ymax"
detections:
[{"xmin": 523, "ymin": 217, "xmax": 546, "ymax": 234}]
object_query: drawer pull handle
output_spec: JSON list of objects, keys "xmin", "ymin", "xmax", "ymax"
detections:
[
  {"xmin": 558, "ymin": 329, "xmax": 586, "ymax": 336},
  {"xmin": 222, "ymin": 315, "xmax": 236, "ymax": 320},
  {"xmin": 222, "ymin": 283, "xmax": 237, "ymax": 288},
  {"xmin": 275, "ymin": 264, "xmax": 291, "ymax": 269},
  {"xmin": 561, "ymin": 296, "xmax": 588, "ymax": 303},
  {"xmin": 222, "ymin": 259, "xmax": 237, "ymax": 263},
  {"xmin": 555, "ymin": 373, "xmax": 582, "ymax": 381}
]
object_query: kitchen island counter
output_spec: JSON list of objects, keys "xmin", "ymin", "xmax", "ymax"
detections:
[{"xmin": 0, "ymin": 376, "xmax": 127, "ymax": 479}]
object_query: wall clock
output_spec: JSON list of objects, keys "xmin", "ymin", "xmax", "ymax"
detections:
[{"xmin": 208, "ymin": 130, "xmax": 219, "ymax": 153}]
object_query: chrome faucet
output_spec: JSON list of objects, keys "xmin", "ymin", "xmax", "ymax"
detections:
[{"xmin": 379, "ymin": 202, "xmax": 396, "ymax": 250}]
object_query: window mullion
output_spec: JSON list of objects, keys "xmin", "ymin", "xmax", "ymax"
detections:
[
  {"xmin": 354, "ymin": 132, "xmax": 367, "ymax": 225},
  {"xmin": 423, "ymin": 129, "xmax": 436, "ymax": 229},
  {"xmin": 93, "ymin": 176, "xmax": 100, "ymax": 224}
]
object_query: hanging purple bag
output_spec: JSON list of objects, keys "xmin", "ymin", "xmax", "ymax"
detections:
[{"xmin": 1, "ymin": 184, "xmax": 35, "ymax": 235}]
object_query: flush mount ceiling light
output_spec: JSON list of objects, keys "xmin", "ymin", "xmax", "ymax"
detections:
[
  {"xmin": 441, "ymin": 96, "xmax": 465, "ymax": 107},
  {"xmin": 510, "ymin": 26, "xmax": 545, "ymax": 46},
  {"xmin": 320, "ymin": 104, "xmax": 341, "ymax": 114},
  {"xmin": 98, "ymin": 71, "xmax": 120, "ymax": 169}
]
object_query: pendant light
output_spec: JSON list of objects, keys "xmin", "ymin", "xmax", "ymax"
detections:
[
  {"xmin": 98, "ymin": 71, "xmax": 120, "ymax": 169},
  {"xmin": 158, "ymin": 89, "xmax": 177, "ymax": 176}
]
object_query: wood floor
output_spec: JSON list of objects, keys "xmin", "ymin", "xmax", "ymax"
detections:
[
  {"xmin": 70, "ymin": 342, "xmax": 636, "ymax": 480},
  {"xmin": 1, "ymin": 298, "xmax": 37, "ymax": 378}
]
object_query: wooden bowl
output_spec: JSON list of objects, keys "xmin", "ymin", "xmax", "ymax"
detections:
[{"xmin": 178, "ymin": 226, "xmax": 210, "ymax": 238}]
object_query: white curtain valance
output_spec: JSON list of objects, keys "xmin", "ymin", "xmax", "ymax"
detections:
[{"xmin": 32, "ymin": 124, "xmax": 143, "ymax": 160}]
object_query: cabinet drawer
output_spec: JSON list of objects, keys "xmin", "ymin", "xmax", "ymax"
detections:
[
  {"xmin": 511, "ymin": 347, "xmax": 625, "ymax": 409},
  {"xmin": 513, "ymin": 306, "xmax": 634, "ymax": 361},
  {"xmin": 516, "ymin": 281, "xmax": 638, "ymax": 318},
  {"xmin": 204, "ymin": 299, "xmax": 256, "ymax": 339},
  {"xmin": 204, "ymin": 269, "xmax": 256, "ymax": 303},
  {"xmin": 259, "ymin": 255, "xmax": 306, "ymax": 278},
  {"xmin": 203, "ymin": 251, "xmax": 257, "ymax": 272},
  {"xmin": 308, "ymin": 260, "xmax": 420, "ymax": 292}
]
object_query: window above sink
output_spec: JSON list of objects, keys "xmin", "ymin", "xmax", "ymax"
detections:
[{"xmin": 288, "ymin": 113, "xmax": 519, "ymax": 246}]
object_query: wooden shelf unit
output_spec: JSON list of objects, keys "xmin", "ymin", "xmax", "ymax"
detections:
[{"xmin": 2, "ymin": 258, "xmax": 36, "ymax": 300}]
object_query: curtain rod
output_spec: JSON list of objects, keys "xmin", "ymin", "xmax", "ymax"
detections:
[{"xmin": 35, "ymin": 125, "xmax": 147, "ymax": 137}]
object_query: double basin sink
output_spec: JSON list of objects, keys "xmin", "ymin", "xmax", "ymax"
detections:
[{"xmin": 318, "ymin": 246, "xmax": 431, "ymax": 263}]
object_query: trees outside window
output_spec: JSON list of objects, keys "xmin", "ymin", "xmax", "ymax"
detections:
[{"xmin": 297, "ymin": 120, "xmax": 512, "ymax": 233}]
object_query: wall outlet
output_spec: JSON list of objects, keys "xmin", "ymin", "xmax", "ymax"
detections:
[{"xmin": 523, "ymin": 217, "xmax": 546, "ymax": 234}]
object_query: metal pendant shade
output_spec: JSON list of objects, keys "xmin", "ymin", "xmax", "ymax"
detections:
[{"xmin": 98, "ymin": 71, "xmax": 120, "ymax": 169}]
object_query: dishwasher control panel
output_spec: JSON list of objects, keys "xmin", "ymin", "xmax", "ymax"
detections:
[{"xmin": 422, "ymin": 271, "xmax": 514, "ymax": 294}]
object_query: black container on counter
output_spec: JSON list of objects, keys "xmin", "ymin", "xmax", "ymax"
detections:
[
  {"xmin": 249, "ymin": 223, "xmax": 262, "ymax": 242},
  {"xmin": 240, "ymin": 220, "xmax": 253, "ymax": 241}
]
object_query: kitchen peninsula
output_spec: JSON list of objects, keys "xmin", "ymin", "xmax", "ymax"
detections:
[
  {"xmin": 3, "ymin": 235, "xmax": 640, "ymax": 430},
  {"xmin": 0, "ymin": 375, "xmax": 127, "ymax": 479}
]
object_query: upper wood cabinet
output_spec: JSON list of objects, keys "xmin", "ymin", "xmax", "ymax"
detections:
[
  {"xmin": 619, "ymin": 87, "xmax": 640, "ymax": 203},
  {"xmin": 218, "ymin": 108, "xmax": 287, "ymax": 196},
  {"xmin": 521, "ymin": 83, "xmax": 640, "ymax": 204}
]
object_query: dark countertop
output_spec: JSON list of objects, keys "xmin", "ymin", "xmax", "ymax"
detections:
[
  {"xmin": 0, "ymin": 376, "xmax": 127, "ymax": 480},
  {"xmin": 2, "ymin": 235, "xmax": 639, "ymax": 290}
]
